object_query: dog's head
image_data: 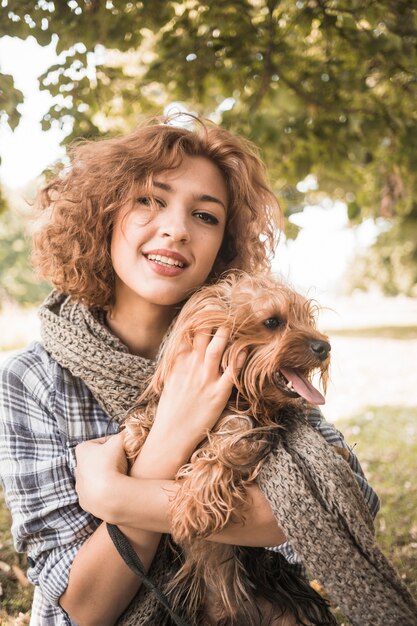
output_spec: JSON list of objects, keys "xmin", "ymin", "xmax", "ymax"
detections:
[{"xmin": 155, "ymin": 271, "xmax": 330, "ymax": 417}]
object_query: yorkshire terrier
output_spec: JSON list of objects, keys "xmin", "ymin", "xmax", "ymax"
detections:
[{"xmin": 123, "ymin": 271, "xmax": 337, "ymax": 626}]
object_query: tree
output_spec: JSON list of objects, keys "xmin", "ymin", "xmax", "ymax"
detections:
[
  {"xmin": 0, "ymin": 69, "xmax": 23, "ymax": 132},
  {"xmin": 348, "ymin": 216, "xmax": 417, "ymax": 297},
  {"xmin": 0, "ymin": 185, "xmax": 51, "ymax": 306},
  {"xmin": 1, "ymin": 0, "xmax": 417, "ymax": 282}
]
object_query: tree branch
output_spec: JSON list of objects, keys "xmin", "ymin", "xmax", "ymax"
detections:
[{"xmin": 248, "ymin": 0, "xmax": 279, "ymax": 114}]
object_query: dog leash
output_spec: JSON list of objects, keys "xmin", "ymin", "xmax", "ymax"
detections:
[{"xmin": 106, "ymin": 523, "xmax": 191, "ymax": 626}]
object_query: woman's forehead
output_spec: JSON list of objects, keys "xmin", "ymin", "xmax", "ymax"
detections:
[{"xmin": 134, "ymin": 157, "xmax": 229, "ymax": 207}]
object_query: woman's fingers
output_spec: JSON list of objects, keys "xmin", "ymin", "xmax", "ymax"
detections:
[
  {"xmin": 220, "ymin": 349, "xmax": 248, "ymax": 389},
  {"xmin": 232, "ymin": 348, "xmax": 248, "ymax": 377},
  {"xmin": 204, "ymin": 325, "xmax": 230, "ymax": 368},
  {"xmin": 76, "ymin": 433, "xmax": 121, "ymax": 455},
  {"xmin": 75, "ymin": 434, "xmax": 127, "ymax": 518},
  {"xmin": 236, "ymin": 349, "xmax": 248, "ymax": 370},
  {"xmin": 75, "ymin": 432, "xmax": 128, "ymax": 476},
  {"xmin": 191, "ymin": 306, "xmax": 222, "ymax": 353},
  {"xmin": 192, "ymin": 330, "xmax": 212, "ymax": 353},
  {"xmin": 174, "ymin": 325, "xmax": 247, "ymax": 390},
  {"xmin": 153, "ymin": 323, "xmax": 242, "ymax": 451},
  {"xmin": 194, "ymin": 326, "xmax": 247, "ymax": 384}
]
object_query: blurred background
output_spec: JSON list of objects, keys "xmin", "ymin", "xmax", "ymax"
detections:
[{"xmin": 0, "ymin": 2, "xmax": 416, "ymax": 623}]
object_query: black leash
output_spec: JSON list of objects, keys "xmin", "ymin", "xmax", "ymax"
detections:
[{"xmin": 106, "ymin": 523, "xmax": 191, "ymax": 626}]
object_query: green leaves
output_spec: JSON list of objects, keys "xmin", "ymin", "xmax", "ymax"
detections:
[
  {"xmin": 1, "ymin": 0, "xmax": 417, "ymax": 225},
  {"xmin": 0, "ymin": 72, "xmax": 23, "ymax": 130},
  {"xmin": 0, "ymin": 198, "xmax": 51, "ymax": 307}
]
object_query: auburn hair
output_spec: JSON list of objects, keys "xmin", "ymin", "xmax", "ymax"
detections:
[{"xmin": 33, "ymin": 115, "xmax": 281, "ymax": 308}]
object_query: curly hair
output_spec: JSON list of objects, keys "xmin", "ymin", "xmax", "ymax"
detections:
[{"xmin": 33, "ymin": 115, "xmax": 281, "ymax": 308}]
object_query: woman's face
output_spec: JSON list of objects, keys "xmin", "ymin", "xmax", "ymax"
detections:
[{"xmin": 111, "ymin": 155, "xmax": 228, "ymax": 310}]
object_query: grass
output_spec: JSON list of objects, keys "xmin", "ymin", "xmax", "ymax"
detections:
[
  {"xmin": 1, "ymin": 406, "xmax": 416, "ymax": 624},
  {"xmin": 0, "ymin": 494, "xmax": 32, "ymax": 626}
]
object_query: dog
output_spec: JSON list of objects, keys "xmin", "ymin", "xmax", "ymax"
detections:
[{"xmin": 123, "ymin": 271, "xmax": 337, "ymax": 626}]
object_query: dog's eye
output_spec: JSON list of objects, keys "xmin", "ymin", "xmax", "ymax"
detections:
[{"xmin": 263, "ymin": 316, "xmax": 284, "ymax": 330}]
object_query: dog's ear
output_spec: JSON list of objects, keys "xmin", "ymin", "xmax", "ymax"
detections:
[{"xmin": 151, "ymin": 284, "xmax": 233, "ymax": 390}]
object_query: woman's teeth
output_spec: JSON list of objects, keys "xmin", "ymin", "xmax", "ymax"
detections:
[{"xmin": 146, "ymin": 254, "xmax": 184, "ymax": 268}]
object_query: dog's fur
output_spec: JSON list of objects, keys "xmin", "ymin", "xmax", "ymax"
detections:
[{"xmin": 123, "ymin": 272, "xmax": 337, "ymax": 626}]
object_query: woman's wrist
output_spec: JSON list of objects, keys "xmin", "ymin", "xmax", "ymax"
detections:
[
  {"xmin": 84, "ymin": 471, "xmax": 130, "ymax": 522},
  {"xmin": 115, "ymin": 524, "xmax": 162, "ymax": 564},
  {"xmin": 130, "ymin": 422, "xmax": 198, "ymax": 480}
]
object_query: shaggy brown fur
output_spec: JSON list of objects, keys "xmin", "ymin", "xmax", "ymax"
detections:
[{"xmin": 123, "ymin": 271, "xmax": 336, "ymax": 626}]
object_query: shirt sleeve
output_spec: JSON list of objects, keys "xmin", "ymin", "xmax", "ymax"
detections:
[{"xmin": 0, "ymin": 344, "xmax": 100, "ymax": 607}]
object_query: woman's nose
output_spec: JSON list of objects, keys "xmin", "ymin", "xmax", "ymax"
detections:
[{"xmin": 158, "ymin": 208, "xmax": 190, "ymax": 243}]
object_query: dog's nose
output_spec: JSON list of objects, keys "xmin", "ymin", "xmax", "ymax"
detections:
[{"xmin": 310, "ymin": 340, "xmax": 331, "ymax": 360}]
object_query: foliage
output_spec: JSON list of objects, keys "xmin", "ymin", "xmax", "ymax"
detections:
[
  {"xmin": 0, "ymin": 70, "xmax": 23, "ymax": 131},
  {"xmin": 0, "ymin": 190, "xmax": 51, "ymax": 307},
  {"xmin": 0, "ymin": 188, "xmax": 8, "ymax": 216},
  {"xmin": 347, "ymin": 213, "xmax": 417, "ymax": 296},
  {"xmin": 1, "ymin": 0, "xmax": 417, "ymax": 221}
]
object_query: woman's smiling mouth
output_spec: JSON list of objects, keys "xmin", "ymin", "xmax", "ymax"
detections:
[
  {"xmin": 143, "ymin": 249, "xmax": 190, "ymax": 275},
  {"xmin": 145, "ymin": 253, "xmax": 185, "ymax": 268}
]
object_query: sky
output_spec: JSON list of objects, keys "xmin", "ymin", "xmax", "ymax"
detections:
[
  {"xmin": 0, "ymin": 36, "xmax": 66, "ymax": 187},
  {"xmin": 0, "ymin": 36, "xmax": 381, "ymax": 297}
]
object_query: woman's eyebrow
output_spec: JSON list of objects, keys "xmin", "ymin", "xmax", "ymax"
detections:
[
  {"xmin": 153, "ymin": 181, "xmax": 171, "ymax": 192},
  {"xmin": 197, "ymin": 193, "xmax": 226, "ymax": 211},
  {"xmin": 153, "ymin": 180, "xmax": 226, "ymax": 211}
]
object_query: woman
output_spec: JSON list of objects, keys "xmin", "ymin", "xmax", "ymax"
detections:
[{"xmin": 0, "ymin": 116, "xmax": 379, "ymax": 625}]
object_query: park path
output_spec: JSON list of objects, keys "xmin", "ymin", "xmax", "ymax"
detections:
[
  {"xmin": 318, "ymin": 293, "xmax": 417, "ymax": 421},
  {"xmin": 323, "ymin": 334, "xmax": 417, "ymax": 421}
]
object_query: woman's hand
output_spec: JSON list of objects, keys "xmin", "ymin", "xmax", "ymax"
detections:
[
  {"xmin": 157, "ymin": 326, "xmax": 236, "ymax": 432},
  {"xmin": 131, "ymin": 326, "xmax": 246, "ymax": 479},
  {"xmin": 75, "ymin": 432, "xmax": 128, "ymax": 519}
]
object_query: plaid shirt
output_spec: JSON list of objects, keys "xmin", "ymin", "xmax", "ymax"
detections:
[{"xmin": 0, "ymin": 341, "xmax": 380, "ymax": 626}]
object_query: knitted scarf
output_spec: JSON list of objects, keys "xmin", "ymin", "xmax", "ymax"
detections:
[
  {"xmin": 39, "ymin": 291, "xmax": 417, "ymax": 626},
  {"xmin": 39, "ymin": 290, "xmax": 157, "ymax": 420}
]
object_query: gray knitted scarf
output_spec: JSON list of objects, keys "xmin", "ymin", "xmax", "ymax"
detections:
[
  {"xmin": 39, "ymin": 290, "xmax": 157, "ymax": 420},
  {"xmin": 39, "ymin": 290, "xmax": 417, "ymax": 626}
]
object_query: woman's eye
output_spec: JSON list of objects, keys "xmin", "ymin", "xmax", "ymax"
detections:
[
  {"xmin": 263, "ymin": 316, "xmax": 285, "ymax": 330},
  {"xmin": 136, "ymin": 196, "xmax": 164, "ymax": 208},
  {"xmin": 137, "ymin": 196, "xmax": 152, "ymax": 206},
  {"xmin": 194, "ymin": 211, "xmax": 219, "ymax": 225}
]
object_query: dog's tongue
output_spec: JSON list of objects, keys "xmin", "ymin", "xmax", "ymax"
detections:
[{"xmin": 280, "ymin": 368, "xmax": 325, "ymax": 405}]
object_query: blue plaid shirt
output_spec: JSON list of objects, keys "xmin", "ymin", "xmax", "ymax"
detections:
[{"xmin": 0, "ymin": 341, "xmax": 380, "ymax": 625}]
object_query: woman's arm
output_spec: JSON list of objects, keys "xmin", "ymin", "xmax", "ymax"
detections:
[
  {"xmin": 65, "ymin": 407, "xmax": 380, "ymax": 625},
  {"xmin": 60, "ymin": 522, "xmax": 158, "ymax": 626},
  {"xmin": 62, "ymin": 445, "xmax": 284, "ymax": 626},
  {"xmin": 61, "ymin": 328, "xmax": 257, "ymax": 625},
  {"xmin": 59, "ymin": 432, "xmax": 162, "ymax": 626},
  {"xmin": 75, "ymin": 434, "xmax": 286, "ymax": 546}
]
